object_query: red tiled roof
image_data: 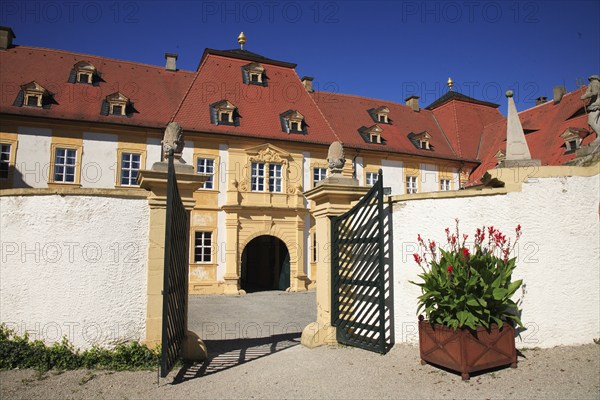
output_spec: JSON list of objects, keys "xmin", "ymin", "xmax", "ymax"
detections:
[
  {"xmin": 170, "ymin": 52, "xmax": 339, "ymax": 145},
  {"xmin": 0, "ymin": 46, "xmax": 195, "ymax": 129},
  {"xmin": 431, "ymin": 97, "xmax": 504, "ymax": 160},
  {"xmin": 312, "ymin": 91, "xmax": 477, "ymax": 162},
  {"xmin": 472, "ymin": 87, "xmax": 594, "ymax": 183}
]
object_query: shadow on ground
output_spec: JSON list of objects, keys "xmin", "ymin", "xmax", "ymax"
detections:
[{"xmin": 171, "ymin": 332, "xmax": 300, "ymax": 384}]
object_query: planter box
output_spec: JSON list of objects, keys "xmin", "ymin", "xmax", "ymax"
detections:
[{"xmin": 418, "ymin": 319, "xmax": 517, "ymax": 380}]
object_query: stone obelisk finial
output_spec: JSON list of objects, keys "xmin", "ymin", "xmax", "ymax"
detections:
[{"xmin": 500, "ymin": 90, "xmax": 540, "ymax": 168}]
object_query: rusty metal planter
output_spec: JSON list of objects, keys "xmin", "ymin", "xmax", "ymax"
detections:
[{"xmin": 418, "ymin": 318, "xmax": 517, "ymax": 380}]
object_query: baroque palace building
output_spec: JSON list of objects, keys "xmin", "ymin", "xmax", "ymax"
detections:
[{"xmin": 1, "ymin": 28, "xmax": 595, "ymax": 295}]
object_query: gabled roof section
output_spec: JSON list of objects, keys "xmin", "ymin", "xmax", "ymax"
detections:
[
  {"xmin": 0, "ymin": 45, "xmax": 195, "ymax": 128},
  {"xmin": 313, "ymin": 91, "xmax": 474, "ymax": 162},
  {"xmin": 426, "ymin": 91, "xmax": 500, "ymax": 110},
  {"xmin": 172, "ymin": 52, "xmax": 336, "ymax": 145}
]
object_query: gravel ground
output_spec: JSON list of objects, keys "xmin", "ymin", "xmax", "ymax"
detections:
[{"xmin": 2, "ymin": 291, "xmax": 599, "ymax": 399}]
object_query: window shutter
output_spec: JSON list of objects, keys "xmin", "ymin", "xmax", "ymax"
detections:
[
  {"xmin": 100, "ymin": 100, "xmax": 109, "ymax": 116},
  {"xmin": 261, "ymin": 72, "xmax": 269, "ymax": 87},
  {"xmin": 209, "ymin": 106, "xmax": 219, "ymax": 125},
  {"xmin": 241, "ymin": 68, "xmax": 250, "ymax": 84},
  {"xmin": 233, "ymin": 111, "xmax": 240, "ymax": 127},
  {"xmin": 68, "ymin": 69, "xmax": 77, "ymax": 84},
  {"xmin": 280, "ymin": 115, "xmax": 290, "ymax": 133},
  {"xmin": 12, "ymin": 90, "xmax": 24, "ymax": 107}
]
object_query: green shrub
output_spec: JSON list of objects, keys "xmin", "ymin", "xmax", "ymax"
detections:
[{"xmin": 0, "ymin": 324, "xmax": 160, "ymax": 372}]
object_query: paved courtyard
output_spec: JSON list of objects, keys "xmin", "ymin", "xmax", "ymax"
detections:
[{"xmin": 1, "ymin": 291, "xmax": 599, "ymax": 399}]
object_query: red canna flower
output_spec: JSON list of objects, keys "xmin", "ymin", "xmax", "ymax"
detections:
[
  {"xmin": 462, "ymin": 247, "xmax": 470, "ymax": 258},
  {"xmin": 413, "ymin": 253, "xmax": 423, "ymax": 265},
  {"xmin": 447, "ymin": 265, "xmax": 453, "ymax": 274}
]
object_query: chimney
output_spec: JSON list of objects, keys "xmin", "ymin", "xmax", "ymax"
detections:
[
  {"xmin": 535, "ymin": 96, "xmax": 548, "ymax": 106},
  {"xmin": 553, "ymin": 86, "xmax": 566, "ymax": 104},
  {"xmin": 301, "ymin": 76, "xmax": 314, "ymax": 93},
  {"xmin": 0, "ymin": 26, "xmax": 16, "ymax": 50},
  {"xmin": 165, "ymin": 53, "xmax": 178, "ymax": 71},
  {"xmin": 405, "ymin": 95, "xmax": 420, "ymax": 112}
]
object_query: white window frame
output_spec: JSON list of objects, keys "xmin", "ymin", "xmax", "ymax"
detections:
[
  {"xmin": 313, "ymin": 167, "xmax": 327, "ymax": 187},
  {"xmin": 269, "ymin": 163, "xmax": 283, "ymax": 193},
  {"xmin": 197, "ymin": 158, "xmax": 215, "ymax": 189},
  {"xmin": 251, "ymin": 162, "xmax": 266, "ymax": 192},
  {"xmin": 406, "ymin": 176, "xmax": 418, "ymax": 194},
  {"xmin": 54, "ymin": 147, "xmax": 77, "ymax": 183},
  {"xmin": 0, "ymin": 143, "xmax": 11, "ymax": 180},
  {"xmin": 120, "ymin": 152, "xmax": 141, "ymax": 186},
  {"xmin": 366, "ymin": 172, "xmax": 378, "ymax": 186},
  {"xmin": 194, "ymin": 231, "xmax": 213, "ymax": 263},
  {"xmin": 440, "ymin": 179, "xmax": 451, "ymax": 191}
]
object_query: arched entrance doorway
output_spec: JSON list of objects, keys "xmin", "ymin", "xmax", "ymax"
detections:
[{"xmin": 241, "ymin": 235, "xmax": 290, "ymax": 292}]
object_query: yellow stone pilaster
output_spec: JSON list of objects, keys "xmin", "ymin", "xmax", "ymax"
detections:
[
  {"xmin": 301, "ymin": 178, "xmax": 369, "ymax": 349},
  {"xmin": 137, "ymin": 167, "xmax": 206, "ymax": 360}
]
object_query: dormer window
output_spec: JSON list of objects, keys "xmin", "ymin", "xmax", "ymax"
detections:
[
  {"xmin": 560, "ymin": 127, "xmax": 589, "ymax": 153},
  {"xmin": 280, "ymin": 110, "xmax": 306, "ymax": 134},
  {"xmin": 368, "ymin": 106, "xmax": 391, "ymax": 124},
  {"xmin": 17, "ymin": 81, "xmax": 49, "ymax": 108},
  {"xmin": 408, "ymin": 131, "xmax": 432, "ymax": 150},
  {"xmin": 242, "ymin": 62, "xmax": 267, "ymax": 86},
  {"xmin": 358, "ymin": 125, "xmax": 384, "ymax": 144},
  {"xmin": 101, "ymin": 92, "xmax": 132, "ymax": 117},
  {"xmin": 210, "ymin": 100, "xmax": 239, "ymax": 126},
  {"xmin": 70, "ymin": 61, "xmax": 98, "ymax": 85}
]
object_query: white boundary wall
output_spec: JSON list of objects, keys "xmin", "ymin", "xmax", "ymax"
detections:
[
  {"xmin": 392, "ymin": 168, "xmax": 600, "ymax": 348},
  {"xmin": 0, "ymin": 192, "xmax": 149, "ymax": 350}
]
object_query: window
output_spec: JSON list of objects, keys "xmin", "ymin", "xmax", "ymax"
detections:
[
  {"xmin": 313, "ymin": 167, "xmax": 327, "ymax": 187},
  {"xmin": 567, "ymin": 139, "xmax": 579, "ymax": 152},
  {"xmin": 54, "ymin": 148, "xmax": 77, "ymax": 183},
  {"xmin": 408, "ymin": 131, "xmax": 431, "ymax": 150},
  {"xmin": 210, "ymin": 100, "xmax": 238, "ymax": 126},
  {"xmin": 71, "ymin": 61, "xmax": 97, "ymax": 85},
  {"xmin": 103, "ymin": 92, "xmax": 130, "ymax": 117},
  {"xmin": 440, "ymin": 179, "xmax": 451, "ymax": 191},
  {"xmin": 366, "ymin": 172, "xmax": 379, "ymax": 186},
  {"xmin": 251, "ymin": 162, "xmax": 265, "ymax": 192},
  {"xmin": 370, "ymin": 106, "xmax": 390, "ymax": 124},
  {"xmin": 18, "ymin": 81, "xmax": 48, "ymax": 108},
  {"xmin": 370, "ymin": 133, "xmax": 381, "ymax": 144},
  {"xmin": 242, "ymin": 62, "xmax": 266, "ymax": 86},
  {"xmin": 77, "ymin": 72, "xmax": 92, "ymax": 84},
  {"xmin": 112, "ymin": 105, "xmax": 123, "ymax": 116},
  {"xmin": 269, "ymin": 164, "xmax": 283, "ymax": 193},
  {"xmin": 420, "ymin": 140, "xmax": 430, "ymax": 150},
  {"xmin": 194, "ymin": 231, "xmax": 212, "ymax": 263},
  {"xmin": 197, "ymin": 158, "xmax": 215, "ymax": 189},
  {"xmin": 120, "ymin": 152, "xmax": 141, "ymax": 186},
  {"xmin": 359, "ymin": 125, "xmax": 384, "ymax": 144},
  {"xmin": 406, "ymin": 176, "xmax": 418, "ymax": 194},
  {"xmin": 280, "ymin": 110, "xmax": 306, "ymax": 134},
  {"xmin": 26, "ymin": 94, "xmax": 41, "ymax": 107},
  {"xmin": 0, "ymin": 144, "xmax": 10, "ymax": 179}
]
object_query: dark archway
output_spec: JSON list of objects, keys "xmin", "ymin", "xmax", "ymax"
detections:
[{"xmin": 241, "ymin": 235, "xmax": 290, "ymax": 292}]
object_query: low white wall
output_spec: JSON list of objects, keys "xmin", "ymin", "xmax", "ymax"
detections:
[
  {"xmin": 0, "ymin": 192, "xmax": 149, "ymax": 350},
  {"xmin": 392, "ymin": 170, "xmax": 600, "ymax": 348}
]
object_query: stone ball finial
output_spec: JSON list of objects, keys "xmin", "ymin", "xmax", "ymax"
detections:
[
  {"xmin": 505, "ymin": 90, "xmax": 514, "ymax": 98},
  {"xmin": 327, "ymin": 141, "xmax": 346, "ymax": 175}
]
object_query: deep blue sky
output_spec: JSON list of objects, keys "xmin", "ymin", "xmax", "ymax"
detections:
[{"xmin": 2, "ymin": 0, "xmax": 598, "ymax": 115}]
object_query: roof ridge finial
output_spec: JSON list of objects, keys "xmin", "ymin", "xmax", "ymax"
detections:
[
  {"xmin": 447, "ymin": 77, "xmax": 454, "ymax": 91},
  {"xmin": 238, "ymin": 32, "xmax": 246, "ymax": 50}
]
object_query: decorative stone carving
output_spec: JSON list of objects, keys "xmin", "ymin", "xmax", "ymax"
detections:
[
  {"xmin": 249, "ymin": 147, "xmax": 288, "ymax": 165},
  {"xmin": 162, "ymin": 122, "xmax": 185, "ymax": 160},
  {"xmin": 327, "ymin": 141, "xmax": 345, "ymax": 175},
  {"xmin": 581, "ymin": 75, "xmax": 600, "ymax": 138}
]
